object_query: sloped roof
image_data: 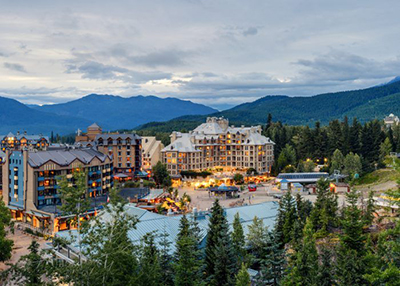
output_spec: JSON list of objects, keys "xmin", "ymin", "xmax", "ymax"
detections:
[
  {"xmin": 194, "ymin": 122, "xmax": 225, "ymax": 135},
  {"xmin": 162, "ymin": 133, "xmax": 199, "ymax": 153},
  {"xmin": 56, "ymin": 201, "xmax": 278, "ymax": 255},
  {"xmin": 88, "ymin": 123, "xmax": 101, "ymax": 129},
  {"xmin": 28, "ymin": 148, "xmax": 110, "ymax": 167},
  {"xmin": 95, "ymin": 133, "xmax": 141, "ymax": 144}
]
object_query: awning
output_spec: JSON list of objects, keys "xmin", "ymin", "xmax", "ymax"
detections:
[
  {"xmin": 26, "ymin": 210, "xmax": 51, "ymax": 218},
  {"xmin": 114, "ymin": 173, "xmax": 128, "ymax": 178},
  {"xmin": 8, "ymin": 205, "xmax": 24, "ymax": 211}
]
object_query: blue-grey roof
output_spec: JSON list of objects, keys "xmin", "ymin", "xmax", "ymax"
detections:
[
  {"xmin": 55, "ymin": 201, "xmax": 278, "ymax": 255},
  {"xmin": 28, "ymin": 148, "xmax": 111, "ymax": 167},
  {"xmin": 95, "ymin": 134, "xmax": 141, "ymax": 145}
]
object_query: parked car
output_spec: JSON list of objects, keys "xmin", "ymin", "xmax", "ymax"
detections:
[{"xmin": 248, "ymin": 184, "xmax": 257, "ymax": 192}]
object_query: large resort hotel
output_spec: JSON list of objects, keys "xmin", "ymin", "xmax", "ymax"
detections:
[{"xmin": 162, "ymin": 117, "xmax": 275, "ymax": 175}]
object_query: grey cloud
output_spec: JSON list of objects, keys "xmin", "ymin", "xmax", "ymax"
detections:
[
  {"xmin": 243, "ymin": 27, "xmax": 258, "ymax": 36},
  {"xmin": 3, "ymin": 62, "xmax": 27, "ymax": 73},
  {"xmin": 295, "ymin": 51, "xmax": 400, "ymax": 82},
  {"xmin": 128, "ymin": 50, "xmax": 187, "ymax": 67},
  {"xmin": 66, "ymin": 60, "xmax": 172, "ymax": 84}
]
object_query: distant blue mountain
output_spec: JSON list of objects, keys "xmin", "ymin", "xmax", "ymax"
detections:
[
  {"xmin": 30, "ymin": 94, "xmax": 218, "ymax": 132},
  {"xmin": 0, "ymin": 96, "xmax": 91, "ymax": 135}
]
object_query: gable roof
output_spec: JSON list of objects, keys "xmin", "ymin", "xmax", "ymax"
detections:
[{"xmin": 28, "ymin": 148, "xmax": 111, "ymax": 168}]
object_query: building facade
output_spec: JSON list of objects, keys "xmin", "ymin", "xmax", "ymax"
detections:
[
  {"xmin": 75, "ymin": 124, "xmax": 142, "ymax": 175},
  {"xmin": 1, "ymin": 148, "xmax": 113, "ymax": 232},
  {"xmin": 384, "ymin": 113, "xmax": 400, "ymax": 128},
  {"xmin": 141, "ymin": 136, "xmax": 164, "ymax": 171},
  {"xmin": 1, "ymin": 132, "xmax": 49, "ymax": 151},
  {"xmin": 162, "ymin": 117, "xmax": 275, "ymax": 175},
  {"xmin": 95, "ymin": 134, "xmax": 142, "ymax": 175}
]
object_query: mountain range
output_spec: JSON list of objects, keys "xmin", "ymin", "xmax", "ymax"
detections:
[
  {"xmin": 0, "ymin": 95, "xmax": 217, "ymax": 135},
  {"xmin": 1, "ymin": 78, "xmax": 400, "ymax": 135},
  {"xmin": 137, "ymin": 79, "xmax": 400, "ymax": 132}
]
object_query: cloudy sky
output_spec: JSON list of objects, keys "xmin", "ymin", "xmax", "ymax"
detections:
[{"xmin": 1, "ymin": 0, "xmax": 400, "ymax": 110}]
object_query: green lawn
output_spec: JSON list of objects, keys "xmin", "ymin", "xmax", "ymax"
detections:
[{"xmin": 355, "ymin": 168, "xmax": 399, "ymax": 186}]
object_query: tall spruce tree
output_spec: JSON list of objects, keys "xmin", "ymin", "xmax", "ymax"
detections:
[
  {"xmin": 316, "ymin": 246, "xmax": 336, "ymax": 286},
  {"xmin": 205, "ymin": 200, "xmax": 236, "ymax": 285},
  {"xmin": 257, "ymin": 230, "xmax": 285, "ymax": 286},
  {"xmin": 284, "ymin": 218, "xmax": 318, "ymax": 285},
  {"xmin": 232, "ymin": 213, "xmax": 247, "ymax": 270},
  {"xmin": 335, "ymin": 189, "xmax": 367, "ymax": 285},
  {"xmin": 275, "ymin": 191, "xmax": 296, "ymax": 244},
  {"xmin": 137, "ymin": 232, "xmax": 162, "ymax": 286},
  {"xmin": 309, "ymin": 178, "xmax": 338, "ymax": 235},
  {"xmin": 174, "ymin": 215, "xmax": 203, "ymax": 286}
]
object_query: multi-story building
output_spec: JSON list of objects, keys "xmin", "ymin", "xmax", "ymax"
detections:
[
  {"xmin": 95, "ymin": 134, "xmax": 142, "ymax": 175},
  {"xmin": 0, "ymin": 151, "xmax": 4, "ymax": 196},
  {"xmin": 75, "ymin": 124, "xmax": 142, "ymax": 175},
  {"xmin": 384, "ymin": 113, "xmax": 400, "ymax": 128},
  {"xmin": 0, "ymin": 132, "xmax": 49, "ymax": 151},
  {"xmin": 1, "ymin": 148, "xmax": 113, "ymax": 232},
  {"xmin": 75, "ymin": 123, "xmax": 102, "ymax": 142},
  {"xmin": 142, "ymin": 136, "xmax": 164, "ymax": 171},
  {"xmin": 162, "ymin": 117, "xmax": 275, "ymax": 175}
]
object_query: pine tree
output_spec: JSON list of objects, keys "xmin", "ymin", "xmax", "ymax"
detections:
[
  {"xmin": 275, "ymin": 191, "xmax": 296, "ymax": 244},
  {"xmin": 335, "ymin": 189, "xmax": 367, "ymax": 285},
  {"xmin": 309, "ymin": 178, "xmax": 338, "ymax": 235},
  {"xmin": 257, "ymin": 230, "xmax": 285, "ymax": 286},
  {"xmin": 232, "ymin": 213, "xmax": 247, "ymax": 269},
  {"xmin": 363, "ymin": 190, "xmax": 376, "ymax": 226},
  {"xmin": 284, "ymin": 219, "xmax": 318, "ymax": 285},
  {"xmin": 350, "ymin": 117, "xmax": 362, "ymax": 154},
  {"xmin": 342, "ymin": 116, "xmax": 351, "ymax": 155},
  {"xmin": 205, "ymin": 200, "xmax": 236, "ymax": 285},
  {"xmin": 137, "ymin": 232, "xmax": 162, "ymax": 285},
  {"xmin": 159, "ymin": 226, "xmax": 174, "ymax": 286},
  {"xmin": 235, "ymin": 263, "xmax": 251, "ymax": 286},
  {"xmin": 316, "ymin": 246, "xmax": 335, "ymax": 286},
  {"xmin": 247, "ymin": 216, "xmax": 268, "ymax": 261},
  {"xmin": 212, "ymin": 230, "xmax": 236, "ymax": 286},
  {"xmin": 174, "ymin": 216, "xmax": 203, "ymax": 286}
]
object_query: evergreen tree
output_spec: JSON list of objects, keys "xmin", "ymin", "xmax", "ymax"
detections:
[
  {"xmin": 363, "ymin": 190, "xmax": 376, "ymax": 226},
  {"xmin": 350, "ymin": 117, "xmax": 362, "ymax": 154},
  {"xmin": 342, "ymin": 116, "xmax": 351, "ymax": 155},
  {"xmin": 235, "ymin": 263, "xmax": 251, "ymax": 286},
  {"xmin": 335, "ymin": 189, "xmax": 367, "ymax": 285},
  {"xmin": 247, "ymin": 216, "xmax": 268, "ymax": 261},
  {"xmin": 232, "ymin": 213, "xmax": 247, "ymax": 269},
  {"xmin": 174, "ymin": 216, "xmax": 203, "ymax": 286},
  {"xmin": 205, "ymin": 200, "xmax": 236, "ymax": 285},
  {"xmin": 328, "ymin": 119, "xmax": 344, "ymax": 154},
  {"xmin": 309, "ymin": 179, "xmax": 338, "ymax": 235},
  {"xmin": 317, "ymin": 246, "xmax": 336, "ymax": 286},
  {"xmin": 137, "ymin": 232, "xmax": 162, "ymax": 286},
  {"xmin": 159, "ymin": 226, "xmax": 174, "ymax": 285},
  {"xmin": 257, "ymin": 230, "xmax": 285, "ymax": 286},
  {"xmin": 284, "ymin": 219, "xmax": 318, "ymax": 285},
  {"xmin": 275, "ymin": 191, "xmax": 296, "ymax": 244}
]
